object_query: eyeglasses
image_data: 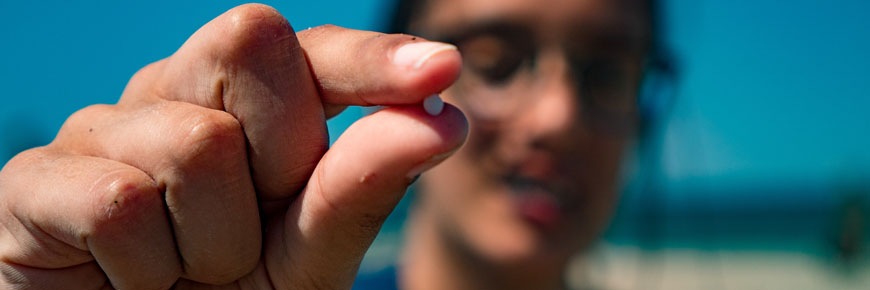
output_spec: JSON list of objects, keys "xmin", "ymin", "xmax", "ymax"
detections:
[{"xmin": 430, "ymin": 21, "xmax": 674, "ymax": 135}]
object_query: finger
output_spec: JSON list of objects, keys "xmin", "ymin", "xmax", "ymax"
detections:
[
  {"xmin": 55, "ymin": 102, "xmax": 261, "ymax": 284},
  {"xmin": 297, "ymin": 25, "xmax": 462, "ymax": 106},
  {"xmin": 0, "ymin": 263, "xmax": 110, "ymax": 290},
  {"xmin": 147, "ymin": 3, "xmax": 329, "ymax": 200},
  {"xmin": 263, "ymin": 104, "xmax": 468, "ymax": 289},
  {"xmin": 0, "ymin": 148, "xmax": 179, "ymax": 289},
  {"xmin": 141, "ymin": 4, "xmax": 462, "ymax": 201}
]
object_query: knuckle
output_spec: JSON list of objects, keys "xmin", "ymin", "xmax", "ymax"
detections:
[
  {"xmin": 53, "ymin": 104, "xmax": 117, "ymax": 151},
  {"xmin": 177, "ymin": 110, "xmax": 246, "ymax": 164},
  {"xmin": 89, "ymin": 169, "xmax": 160, "ymax": 235},
  {"xmin": 59, "ymin": 104, "xmax": 114, "ymax": 135},
  {"xmin": 221, "ymin": 3, "xmax": 296, "ymax": 54},
  {"xmin": 1, "ymin": 148, "xmax": 42, "ymax": 176},
  {"xmin": 228, "ymin": 3, "xmax": 284, "ymax": 22},
  {"xmin": 129, "ymin": 61, "xmax": 159, "ymax": 82},
  {"xmin": 0, "ymin": 148, "xmax": 52, "ymax": 194},
  {"xmin": 122, "ymin": 60, "xmax": 167, "ymax": 100},
  {"xmin": 67, "ymin": 104, "xmax": 113, "ymax": 124}
]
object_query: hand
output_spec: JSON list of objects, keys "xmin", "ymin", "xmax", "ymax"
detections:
[{"xmin": 0, "ymin": 4, "xmax": 466, "ymax": 289}]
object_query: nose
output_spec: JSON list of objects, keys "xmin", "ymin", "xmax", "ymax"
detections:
[{"xmin": 522, "ymin": 50, "xmax": 584, "ymax": 150}]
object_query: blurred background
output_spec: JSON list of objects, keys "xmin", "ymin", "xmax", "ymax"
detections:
[{"xmin": 1, "ymin": 0, "xmax": 868, "ymax": 289}]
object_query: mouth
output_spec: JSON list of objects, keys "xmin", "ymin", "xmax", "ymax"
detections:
[
  {"xmin": 485, "ymin": 148, "xmax": 586, "ymax": 231},
  {"xmin": 504, "ymin": 175, "xmax": 575, "ymax": 230}
]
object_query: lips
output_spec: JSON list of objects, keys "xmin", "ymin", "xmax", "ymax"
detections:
[
  {"xmin": 488, "ymin": 147, "xmax": 584, "ymax": 230},
  {"xmin": 505, "ymin": 176, "xmax": 573, "ymax": 230}
]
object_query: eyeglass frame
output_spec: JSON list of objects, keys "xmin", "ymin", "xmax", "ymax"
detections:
[{"xmin": 415, "ymin": 20, "xmax": 677, "ymax": 137}]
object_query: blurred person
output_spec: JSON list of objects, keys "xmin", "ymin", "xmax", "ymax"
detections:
[
  {"xmin": 364, "ymin": 0, "xmax": 660, "ymax": 289},
  {"xmin": 0, "ymin": 0, "xmax": 665, "ymax": 289}
]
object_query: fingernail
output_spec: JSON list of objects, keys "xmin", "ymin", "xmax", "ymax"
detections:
[
  {"xmin": 423, "ymin": 94, "xmax": 444, "ymax": 116},
  {"xmin": 393, "ymin": 42, "xmax": 457, "ymax": 70},
  {"xmin": 405, "ymin": 148, "xmax": 458, "ymax": 179}
]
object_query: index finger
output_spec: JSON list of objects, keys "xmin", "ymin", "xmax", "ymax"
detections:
[{"xmin": 297, "ymin": 25, "xmax": 462, "ymax": 106}]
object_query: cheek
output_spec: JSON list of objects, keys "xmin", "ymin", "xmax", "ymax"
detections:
[
  {"xmin": 421, "ymin": 149, "xmax": 481, "ymax": 208},
  {"xmin": 573, "ymin": 137, "xmax": 629, "ymax": 229},
  {"xmin": 420, "ymin": 130, "xmax": 508, "ymax": 225},
  {"xmin": 588, "ymin": 137, "xmax": 629, "ymax": 186}
]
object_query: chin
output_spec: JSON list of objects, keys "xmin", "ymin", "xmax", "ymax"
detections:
[
  {"xmin": 458, "ymin": 203, "xmax": 581, "ymax": 268},
  {"xmin": 473, "ymin": 236, "xmax": 580, "ymax": 275}
]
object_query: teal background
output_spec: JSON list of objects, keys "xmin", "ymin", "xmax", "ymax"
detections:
[
  {"xmin": 0, "ymin": 0, "xmax": 383, "ymax": 154},
  {"xmin": 1, "ymin": 0, "xmax": 869, "ymax": 285}
]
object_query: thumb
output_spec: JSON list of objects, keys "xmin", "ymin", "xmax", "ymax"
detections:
[{"xmin": 263, "ymin": 103, "xmax": 467, "ymax": 289}]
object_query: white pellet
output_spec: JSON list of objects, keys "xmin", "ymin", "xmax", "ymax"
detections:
[{"xmin": 423, "ymin": 94, "xmax": 444, "ymax": 116}]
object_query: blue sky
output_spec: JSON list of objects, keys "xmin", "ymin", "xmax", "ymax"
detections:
[{"xmin": 1, "ymin": 0, "xmax": 868, "ymax": 207}]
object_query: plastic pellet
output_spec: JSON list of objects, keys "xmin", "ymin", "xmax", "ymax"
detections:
[{"xmin": 423, "ymin": 94, "xmax": 444, "ymax": 116}]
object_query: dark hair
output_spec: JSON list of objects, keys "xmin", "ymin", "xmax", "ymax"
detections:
[
  {"xmin": 385, "ymin": 0, "xmax": 423, "ymax": 34},
  {"xmin": 386, "ymin": 0, "xmax": 661, "ymax": 47}
]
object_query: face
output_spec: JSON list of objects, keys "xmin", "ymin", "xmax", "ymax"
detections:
[{"xmin": 414, "ymin": 0, "xmax": 650, "ymax": 267}]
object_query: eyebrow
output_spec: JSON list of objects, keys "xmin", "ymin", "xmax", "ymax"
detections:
[
  {"xmin": 567, "ymin": 18, "xmax": 650, "ymax": 52},
  {"xmin": 572, "ymin": 33, "xmax": 648, "ymax": 58},
  {"xmin": 431, "ymin": 19, "xmax": 534, "ymax": 44},
  {"xmin": 439, "ymin": 17, "xmax": 647, "ymax": 48},
  {"xmin": 425, "ymin": 16, "xmax": 650, "ymax": 61}
]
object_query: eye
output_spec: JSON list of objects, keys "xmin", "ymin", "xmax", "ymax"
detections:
[{"xmin": 459, "ymin": 33, "xmax": 533, "ymax": 85}]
